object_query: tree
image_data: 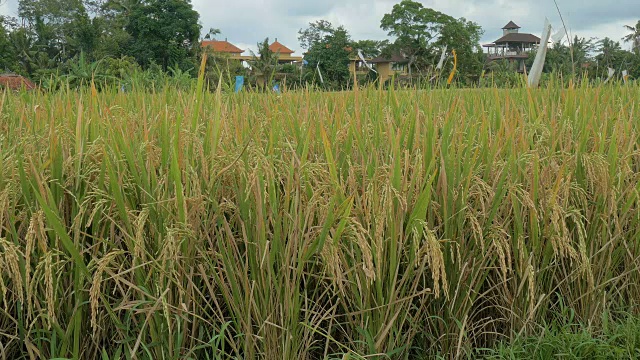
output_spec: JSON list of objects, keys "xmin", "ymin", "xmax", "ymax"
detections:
[
  {"xmin": 593, "ymin": 37, "xmax": 639, "ymax": 79},
  {"xmin": 203, "ymin": 27, "xmax": 220, "ymax": 40},
  {"xmin": 121, "ymin": 0, "xmax": 201, "ymax": 71},
  {"xmin": 66, "ymin": 11, "xmax": 100, "ymax": 57},
  {"xmin": 18, "ymin": 0, "xmax": 92, "ymax": 61},
  {"xmin": 435, "ymin": 17, "xmax": 484, "ymax": 81},
  {"xmin": 0, "ymin": 17, "xmax": 16, "ymax": 71},
  {"xmin": 202, "ymin": 49, "xmax": 246, "ymax": 92},
  {"xmin": 380, "ymin": 0, "xmax": 483, "ymax": 81},
  {"xmin": 596, "ymin": 37, "xmax": 624, "ymax": 68},
  {"xmin": 482, "ymin": 59, "xmax": 521, "ymax": 87},
  {"xmin": 380, "ymin": 0, "xmax": 447, "ymax": 75},
  {"xmin": 298, "ymin": 20, "xmax": 337, "ymax": 50},
  {"xmin": 302, "ymin": 24, "xmax": 352, "ymax": 89},
  {"xmin": 351, "ymin": 39, "xmax": 389, "ymax": 58},
  {"xmin": 298, "ymin": 20, "xmax": 389, "ymax": 63},
  {"xmin": 88, "ymin": 0, "xmax": 133, "ymax": 60},
  {"xmin": 536, "ymin": 36, "xmax": 595, "ymax": 77},
  {"xmin": 623, "ymin": 20, "xmax": 640, "ymax": 55},
  {"xmin": 0, "ymin": 17, "xmax": 52, "ymax": 77},
  {"xmin": 248, "ymin": 38, "xmax": 279, "ymax": 89},
  {"xmin": 18, "ymin": 0, "xmax": 86, "ymax": 26}
]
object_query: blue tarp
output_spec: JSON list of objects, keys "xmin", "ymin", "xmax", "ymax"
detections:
[{"xmin": 235, "ymin": 76, "xmax": 244, "ymax": 93}]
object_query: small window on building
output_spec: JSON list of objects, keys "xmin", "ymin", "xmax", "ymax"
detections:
[{"xmin": 392, "ymin": 63, "xmax": 404, "ymax": 71}]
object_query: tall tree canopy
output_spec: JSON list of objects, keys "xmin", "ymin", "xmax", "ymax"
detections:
[
  {"xmin": 2, "ymin": 0, "xmax": 203, "ymax": 79},
  {"xmin": 595, "ymin": 37, "xmax": 639, "ymax": 76},
  {"xmin": 248, "ymin": 38, "xmax": 279, "ymax": 88},
  {"xmin": 299, "ymin": 20, "xmax": 352, "ymax": 88},
  {"xmin": 118, "ymin": 0, "xmax": 201, "ymax": 70},
  {"xmin": 532, "ymin": 36, "xmax": 596, "ymax": 76},
  {"xmin": 298, "ymin": 20, "xmax": 336, "ymax": 50},
  {"xmin": 18, "ymin": 0, "xmax": 95, "ymax": 61},
  {"xmin": 623, "ymin": 20, "xmax": 640, "ymax": 55},
  {"xmin": 380, "ymin": 0, "xmax": 483, "ymax": 80},
  {"xmin": 351, "ymin": 39, "xmax": 389, "ymax": 58},
  {"xmin": 0, "ymin": 17, "xmax": 15, "ymax": 71}
]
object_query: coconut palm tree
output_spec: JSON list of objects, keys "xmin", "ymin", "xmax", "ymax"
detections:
[
  {"xmin": 203, "ymin": 28, "xmax": 220, "ymax": 40},
  {"xmin": 596, "ymin": 37, "xmax": 623, "ymax": 68},
  {"xmin": 623, "ymin": 20, "xmax": 640, "ymax": 55},
  {"xmin": 248, "ymin": 38, "xmax": 280, "ymax": 90}
]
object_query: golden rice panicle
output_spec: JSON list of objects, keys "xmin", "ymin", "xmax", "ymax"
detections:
[
  {"xmin": 490, "ymin": 225, "xmax": 512, "ymax": 286},
  {"xmin": 0, "ymin": 257, "xmax": 6, "ymax": 309},
  {"xmin": 321, "ymin": 239, "xmax": 346, "ymax": 294},
  {"xmin": 90, "ymin": 250, "xmax": 123, "ymax": 334},
  {"xmin": 0, "ymin": 239, "xmax": 24, "ymax": 306},
  {"xmin": 527, "ymin": 259, "xmax": 536, "ymax": 319},
  {"xmin": 417, "ymin": 224, "xmax": 448, "ymax": 299},
  {"xmin": 44, "ymin": 252, "xmax": 56, "ymax": 328},
  {"xmin": 134, "ymin": 208, "xmax": 150, "ymax": 262},
  {"xmin": 348, "ymin": 219, "xmax": 376, "ymax": 283},
  {"xmin": 24, "ymin": 210, "xmax": 45, "ymax": 318}
]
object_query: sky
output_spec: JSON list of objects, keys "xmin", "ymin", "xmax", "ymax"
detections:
[{"xmin": 1, "ymin": 0, "xmax": 638, "ymax": 55}]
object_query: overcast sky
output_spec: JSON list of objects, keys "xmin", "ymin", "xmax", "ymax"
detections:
[{"xmin": 2, "ymin": 0, "xmax": 638, "ymax": 54}]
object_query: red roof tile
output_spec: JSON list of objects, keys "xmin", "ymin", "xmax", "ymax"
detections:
[
  {"xmin": 201, "ymin": 40, "xmax": 244, "ymax": 54},
  {"xmin": 0, "ymin": 74, "xmax": 36, "ymax": 90},
  {"xmin": 269, "ymin": 40, "xmax": 294, "ymax": 54}
]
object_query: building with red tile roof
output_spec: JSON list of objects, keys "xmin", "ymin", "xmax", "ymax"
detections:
[
  {"xmin": 200, "ymin": 38, "xmax": 302, "ymax": 65},
  {"xmin": 0, "ymin": 74, "xmax": 36, "ymax": 91},
  {"xmin": 269, "ymin": 39, "xmax": 294, "ymax": 55},
  {"xmin": 201, "ymin": 39, "xmax": 244, "ymax": 54}
]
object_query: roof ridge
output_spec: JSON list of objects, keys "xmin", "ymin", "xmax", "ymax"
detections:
[
  {"xmin": 502, "ymin": 21, "xmax": 521, "ymax": 29},
  {"xmin": 201, "ymin": 39, "xmax": 244, "ymax": 53}
]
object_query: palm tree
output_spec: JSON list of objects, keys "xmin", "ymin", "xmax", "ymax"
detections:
[
  {"xmin": 487, "ymin": 59, "xmax": 517, "ymax": 73},
  {"xmin": 203, "ymin": 28, "xmax": 220, "ymax": 40},
  {"xmin": 623, "ymin": 20, "xmax": 640, "ymax": 55},
  {"xmin": 248, "ymin": 38, "xmax": 280, "ymax": 90},
  {"xmin": 597, "ymin": 38, "xmax": 623, "ymax": 68}
]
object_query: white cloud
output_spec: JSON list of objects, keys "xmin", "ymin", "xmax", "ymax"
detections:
[{"xmin": 0, "ymin": 0, "xmax": 18, "ymax": 16}]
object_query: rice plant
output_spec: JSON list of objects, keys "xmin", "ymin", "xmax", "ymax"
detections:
[{"xmin": 0, "ymin": 79, "xmax": 639, "ymax": 359}]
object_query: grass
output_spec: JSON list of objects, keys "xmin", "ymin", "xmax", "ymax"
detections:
[
  {"xmin": 485, "ymin": 311, "xmax": 640, "ymax": 359},
  {"xmin": 0, "ymin": 79, "xmax": 639, "ymax": 359}
]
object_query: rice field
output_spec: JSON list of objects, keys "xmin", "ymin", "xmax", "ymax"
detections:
[{"xmin": 0, "ymin": 81, "xmax": 639, "ymax": 359}]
